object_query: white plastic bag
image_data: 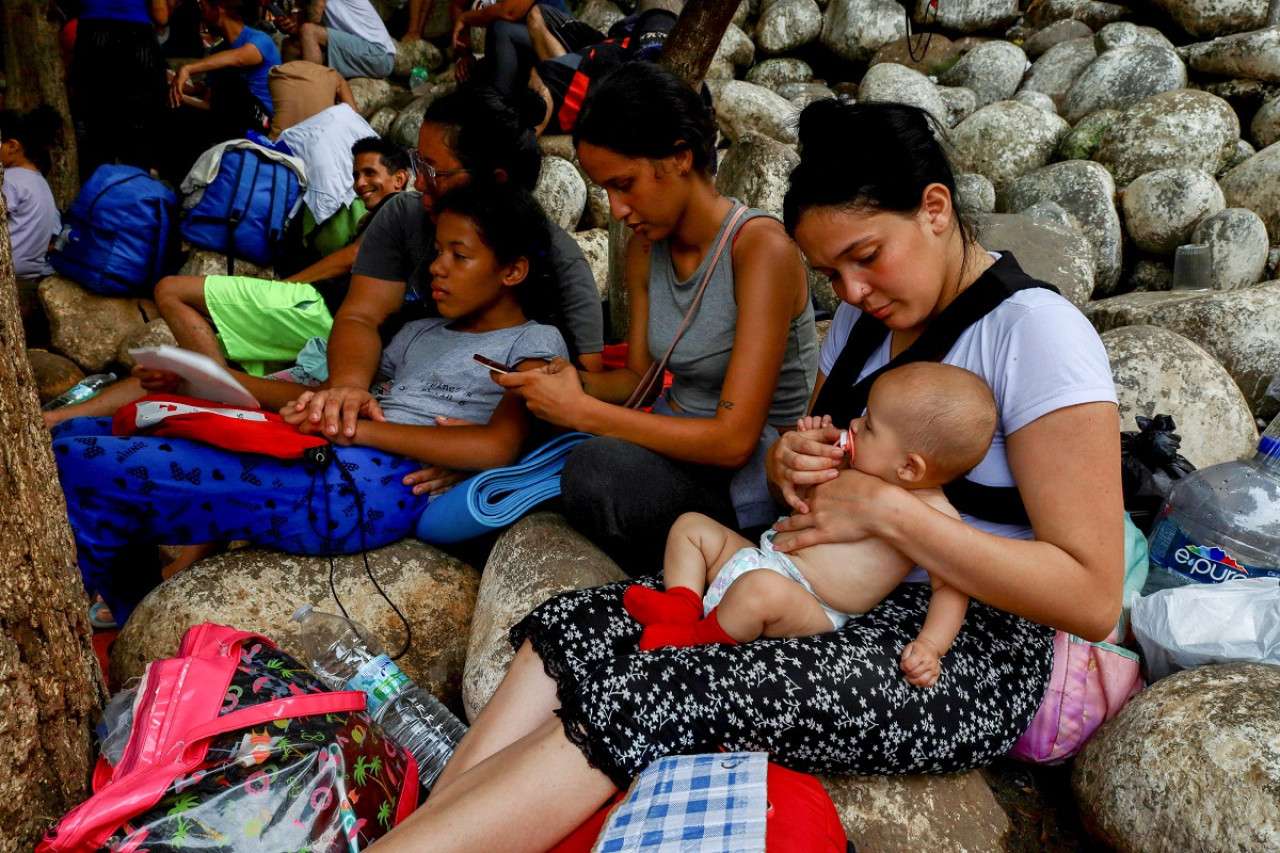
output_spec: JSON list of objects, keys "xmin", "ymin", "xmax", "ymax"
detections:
[{"xmin": 1131, "ymin": 577, "xmax": 1280, "ymax": 681}]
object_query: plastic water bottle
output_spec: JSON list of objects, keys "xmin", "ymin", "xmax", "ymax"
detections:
[
  {"xmin": 291, "ymin": 605, "xmax": 467, "ymax": 791},
  {"xmin": 1145, "ymin": 417, "xmax": 1280, "ymax": 592},
  {"xmin": 41, "ymin": 372, "xmax": 118, "ymax": 411}
]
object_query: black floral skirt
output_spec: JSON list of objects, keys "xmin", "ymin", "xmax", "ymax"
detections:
[{"xmin": 511, "ymin": 578, "xmax": 1053, "ymax": 788}]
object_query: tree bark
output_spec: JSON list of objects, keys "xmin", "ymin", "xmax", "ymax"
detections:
[
  {"xmin": 659, "ymin": 0, "xmax": 740, "ymax": 88},
  {"xmin": 0, "ymin": 163, "xmax": 105, "ymax": 852},
  {"xmin": 2, "ymin": 0, "xmax": 80, "ymax": 208}
]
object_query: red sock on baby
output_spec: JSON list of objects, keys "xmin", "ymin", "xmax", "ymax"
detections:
[
  {"xmin": 623, "ymin": 584, "xmax": 703, "ymax": 626},
  {"xmin": 639, "ymin": 608, "xmax": 739, "ymax": 651}
]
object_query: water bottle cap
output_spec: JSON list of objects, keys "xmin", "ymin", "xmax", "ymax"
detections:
[
  {"xmin": 1261, "ymin": 435, "xmax": 1280, "ymax": 460},
  {"xmin": 291, "ymin": 604, "xmax": 314, "ymax": 622}
]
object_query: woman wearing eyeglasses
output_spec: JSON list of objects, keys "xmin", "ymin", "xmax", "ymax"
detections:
[{"xmin": 303, "ymin": 83, "xmax": 605, "ymax": 500}]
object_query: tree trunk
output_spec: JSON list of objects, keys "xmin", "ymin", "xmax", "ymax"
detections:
[
  {"xmin": 2, "ymin": 0, "xmax": 80, "ymax": 208},
  {"xmin": 659, "ymin": 0, "xmax": 740, "ymax": 88},
  {"xmin": 0, "ymin": 164, "xmax": 105, "ymax": 852}
]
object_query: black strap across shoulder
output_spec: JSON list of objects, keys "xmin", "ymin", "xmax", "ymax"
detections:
[{"xmin": 812, "ymin": 253, "xmax": 1058, "ymax": 526}]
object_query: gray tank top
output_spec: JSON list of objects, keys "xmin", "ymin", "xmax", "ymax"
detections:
[{"xmin": 647, "ymin": 200, "xmax": 817, "ymax": 422}]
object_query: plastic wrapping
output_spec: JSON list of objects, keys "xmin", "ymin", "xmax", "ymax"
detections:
[
  {"xmin": 94, "ymin": 687, "xmax": 137, "ymax": 768},
  {"xmin": 1121, "ymin": 414, "xmax": 1196, "ymax": 535},
  {"xmin": 1131, "ymin": 577, "xmax": 1280, "ymax": 681}
]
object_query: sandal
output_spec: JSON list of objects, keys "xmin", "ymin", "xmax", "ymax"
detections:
[{"xmin": 89, "ymin": 599, "xmax": 118, "ymax": 630}]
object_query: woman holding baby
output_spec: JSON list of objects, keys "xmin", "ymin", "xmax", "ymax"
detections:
[{"xmin": 365, "ymin": 93, "xmax": 1123, "ymax": 852}]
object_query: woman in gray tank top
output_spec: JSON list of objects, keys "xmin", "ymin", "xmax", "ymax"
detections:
[{"xmin": 500, "ymin": 62, "xmax": 818, "ymax": 575}]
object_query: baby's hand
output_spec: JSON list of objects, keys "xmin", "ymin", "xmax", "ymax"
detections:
[
  {"xmin": 900, "ymin": 639, "xmax": 943, "ymax": 688},
  {"xmin": 795, "ymin": 414, "xmax": 833, "ymax": 432},
  {"xmin": 132, "ymin": 365, "xmax": 182, "ymax": 394}
]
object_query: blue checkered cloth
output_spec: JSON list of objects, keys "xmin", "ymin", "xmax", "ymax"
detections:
[{"xmin": 597, "ymin": 753, "xmax": 769, "ymax": 852}]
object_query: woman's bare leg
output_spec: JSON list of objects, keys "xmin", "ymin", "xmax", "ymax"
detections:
[
  {"xmin": 370, "ymin": 718, "xmax": 616, "ymax": 853},
  {"xmin": 431, "ymin": 639, "xmax": 561, "ymax": 792}
]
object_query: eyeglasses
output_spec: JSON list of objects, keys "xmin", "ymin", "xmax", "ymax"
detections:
[{"xmin": 407, "ymin": 148, "xmax": 470, "ymax": 185}]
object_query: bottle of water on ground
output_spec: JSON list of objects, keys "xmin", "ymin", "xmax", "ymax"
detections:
[
  {"xmin": 1145, "ymin": 417, "xmax": 1280, "ymax": 592},
  {"xmin": 42, "ymin": 372, "xmax": 118, "ymax": 411},
  {"xmin": 292, "ymin": 605, "xmax": 467, "ymax": 792}
]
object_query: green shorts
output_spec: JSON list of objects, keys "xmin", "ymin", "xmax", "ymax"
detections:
[{"xmin": 204, "ymin": 276, "xmax": 334, "ymax": 376}]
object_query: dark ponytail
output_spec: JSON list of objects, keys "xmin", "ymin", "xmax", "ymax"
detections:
[
  {"xmin": 783, "ymin": 100, "xmax": 970, "ymax": 246},
  {"xmin": 573, "ymin": 62, "xmax": 717, "ymax": 174},
  {"xmin": 0, "ymin": 105, "xmax": 63, "ymax": 174},
  {"xmin": 423, "ymin": 83, "xmax": 545, "ymax": 191}
]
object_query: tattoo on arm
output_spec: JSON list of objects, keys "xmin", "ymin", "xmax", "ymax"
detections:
[{"xmin": 717, "ymin": 399, "xmax": 734, "ymax": 411}]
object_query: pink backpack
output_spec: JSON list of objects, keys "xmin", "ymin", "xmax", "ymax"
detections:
[{"xmin": 39, "ymin": 623, "xmax": 419, "ymax": 852}]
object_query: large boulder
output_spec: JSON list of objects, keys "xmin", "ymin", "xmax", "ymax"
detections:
[
  {"xmin": 534, "ymin": 156, "xmax": 587, "ymax": 232},
  {"xmin": 1002, "ymin": 159, "xmax": 1122, "ymax": 294},
  {"xmin": 392, "ymin": 39, "xmax": 445, "ymax": 77},
  {"xmin": 857, "ymin": 62, "xmax": 948, "ymax": 127},
  {"xmin": 950, "ymin": 101, "xmax": 1071, "ymax": 192},
  {"xmin": 1092, "ymin": 89, "xmax": 1240, "ymax": 186},
  {"xmin": 37, "ymin": 276, "xmax": 159, "ymax": 374},
  {"xmin": 1057, "ymin": 108, "xmax": 1120, "ymax": 160},
  {"xmin": 1149, "ymin": 0, "xmax": 1266, "ymax": 38},
  {"xmin": 819, "ymin": 772, "xmax": 1010, "ymax": 853},
  {"xmin": 1219, "ymin": 141, "xmax": 1280, "ymax": 241},
  {"xmin": 576, "ymin": 0, "xmax": 625, "ymax": 34},
  {"xmin": 1120, "ymin": 167, "xmax": 1225, "ymax": 254},
  {"xmin": 1013, "ymin": 89, "xmax": 1058, "ymax": 114},
  {"xmin": 870, "ymin": 33, "xmax": 961, "ymax": 75},
  {"xmin": 755, "ymin": 0, "xmax": 823, "ymax": 53},
  {"xmin": 708, "ymin": 80, "xmax": 798, "ymax": 145},
  {"xmin": 1181, "ymin": 26, "xmax": 1280, "ymax": 83},
  {"xmin": 115, "ymin": 319, "xmax": 178, "ymax": 370},
  {"xmin": 1084, "ymin": 281, "xmax": 1280, "ymax": 420},
  {"xmin": 746, "ymin": 57, "xmax": 815, "ymax": 91},
  {"xmin": 955, "ymin": 173, "xmax": 996, "ymax": 215},
  {"xmin": 348, "ymin": 77, "xmax": 400, "ymax": 117},
  {"xmin": 1027, "ymin": 0, "xmax": 1131, "ymax": 29},
  {"xmin": 916, "ymin": 0, "xmax": 1017, "ymax": 32},
  {"xmin": 974, "ymin": 212, "xmax": 1095, "ymax": 307},
  {"xmin": 1190, "ymin": 207, "xmax": 1270, "ymax": 290},
  {"xmin": 112, "ymin": 540, "xmax": 480, "ymax": 709},
  {"xmin": 461, "ymin": 513, "xmax": 625, "ymax": 721},
  {"xmin": 716, "ymin": 132, "xmax": 801, "ymax": 220},
  {"xmin": 1250, "ymin": 95, "xmax": 1280, "ymax": 148},
  {"xmin": 385, "ymin": 84, "xmax": 454, "ymax": 147},
  {"xmin": 938, "ymin": 41, "xmax": 1028, "ymax": 108},
  {"xmin": 937, "ymin": 86, "xmax": 979, "ymax": 127},
  {"xmin": 1023, "ymin": 19, "xmax": 1094, "ymax": 58},
  {"xmin": 820, "ymin": 0, "xmax": 907, "ymax": 63},
  {"xmin": 713, "ymin": 22, "xmax": 756, "ymax": 69},
  {"xmin": 1021, "ymin": 38, "xmax": 1097, "ymax": 107},
  {"xmin": 569, "ymin": 228, "xmax": 609, "ymax": 302},
  {"xmin": 1073, "ymin": 664, "xmax": 1280, "ymax": 853},
  {"xmin": 27, "ymin": 349, "xmax": 83, "ymax": 405},
  {"xmin": 1060, "ymin": 44, "xmax": 1187, "ymax": 124},
  {"xmin": 1101, "ymin": 325, "xmax": 1259, "ymax": 468},
  {"xmin": 179, "ymin": 249, "xmax": 275, "ymax": 279},
  {"xmin": 1092, "ymin": 21, "xmax": 1173, "ymax": 51},
  {"xmin": 368, "ymin": 106, "xmax": 398, "ymax": 137}
]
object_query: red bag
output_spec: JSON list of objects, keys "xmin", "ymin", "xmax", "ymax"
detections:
[{"xmin": 112, "ymin": 393, "xmax": 331, "ymax": 462}]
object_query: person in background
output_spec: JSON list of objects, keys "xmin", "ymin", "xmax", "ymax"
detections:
[
  {"xmin": 1, "ymin": 106, "xmax": 63, "ymax": 282},
  {"xmin": 451, "ymin": 0, "xmax": 598, "ymax": 96},
  {"xmin": 267, "ymin": 59, "xmax": 357, "ymax": 138},
  {"xmin": 280, "ymin": 0, "xmax": 398, "ymax": 80}
]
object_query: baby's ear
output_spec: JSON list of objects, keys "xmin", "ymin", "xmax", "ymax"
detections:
[{"xmin": 897, "ymin": 452, "xmax": 928, "ymax": 484}]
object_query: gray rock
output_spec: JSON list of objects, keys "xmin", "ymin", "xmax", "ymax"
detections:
[
  {"xmin": 388, "ymin": 93, "xmax": 431, "ymax": 147},
  {"xmin": 1084, "ymin": 281, "xmax": 1280, "ymax": 419},
  {"xmin": 1013, "ymin": 89, "xmax": 1058, "ymax": 114},
  {"xmin": 733, "ymin": 0, "xmax": 751, "ymax": 28},
  {"xmin": 820, "ymin": 772, "xmax": 1011, "ymax": 853},
  {"xmin": 1181, "ymin": 26, "xmax": 1280, "ymax": 83},
  {"xmin": 461, "ymin": 513, "xmax": 624, "ymax": 721},
  {"xmin": 1022, "ymin": 18, "xmax": 1093, "ymax": 57},
  {"xmin": 915, "ymin": 0, "xmax": 1017, "ymax": 32},
  {"xmin": 112, "ymin": 540, "xmax": 481, "ymax": 709},
  {"xmin": 1093, "ymin": 89, "xmax": 1240, "ymax": 186},
  {"xmin": 950, "ymin": 100, "xmax": 1071, "ymax": 192},
  {"xmin": 714, "ymin": 22, "xmax": 757, "ymax": 68},
  {"xmin": 746, "ymin": 57, "xmax": 815, "ymax": 90},
  {"xmin": 1150, "ymin": 0, "xmax": 1267, "ymax": 39},
  {"xmin": 974, "ymin": 212, "xmax": 1095, "ymax": 306},
  {"xmin": 1058, "ymin": 109, "xmax": 1120, "ymax": 160},
  {"xmin": 781, "ymin": 82, "xmax": 838, "ymax": 110},
  {"xmin": 1027, "ymin": 0, "xmax": 1131, "ymax": 29},
  {"xmin": 533, "ymin": 156, "xmax": 587, "ymax": 232},
  {"xmin": 1102, "ymin": 325, "xmax": 1259, "ymax": 467},
  {"xmin": 179, "ymin": 249, "xmax": 275, "ymax": 279},
  {"xmin": 28, "ymin": 349, "xmax": 83, "ymax": 405},
  {"xmin": 756, "ymin": 0, "xmax": 823, "ymax": 53},
  {"xmin": 392, "ymin": 38, "xmax": 445, "ymax": 77},
  {"xmin": 937, "ymin": 85, "xmax": 978, "ymax": 126},
  {"xmin": 1250, "ymin": 95, "xmax": 1280, "ymax": 148},
  {"xmin": 584, "ymin": 182, "xmax": 611, "ymax": 231},
  {"xmin": 1219, "ymin": 141, "xmax": 1280, "ymax": 241},
  {"xmin": 1020, "ymin": 38, "xmax": 1097, "ymax": 108},
  {"xmin": 857, "ymin": 62, "xmax": 948, "ymax": 127},
  {"xmin": 1073, "ymin": 664, "xmax": 1280, "ymax": 853},
  {"xmin": 37, "ymin": 276, "xmax": 159, "ymax": 373},
  {"xmin": 1060, "ymin": 44, "xmax": 1187, "ymax": 124},
  {"xmin": 1126, "ymin": 257, "xmax": 1174, "ymax": 292},
  {"xmin": 704, "ymin": 58, "xmax": 737, "ymax": 81},
  {"xmin": 1191, "ymin": 207, "xmax": 1270, "ymax": 290},
  {"xmin": 938, "ymin": 41, "xmax": 1028, "ymax": 108},
  {"xmin": 820, "ymin": 0, "xmax": 907, "ymax": 63},
  {"xmin": 1225, "ymin": 138, "xmax": 1256, "ymax": 171},
  {"xmin": 708, "ymin": 80, "xmax": 799, "ymax": 145},
  {"xmin": 955, "ymin": 173, "xmax": 996, "ymax": 214},
  {"xmin": 809, "ymin": 267, "xmax": 841, "ymax": 316},
  {"xmin": 869, "ymin": 33, "xmax": 961, "ymax": 75},
  {"xmin": 538, "ymin": 134, "xmax": 576, "ymax": 163},
  {"xmin": 115, "ymin": 320, "xmax": 178, "ymax": 371},
  {"xmin": 368, "ymin": 106, "xmax": 398, "ymax": 137},
  {"xmin": 716, "ymin": 132, "xmax": 801, "ymax": 220},
  {"xmin": 569, "ymin": 229, "xmax": 609, "ymax": 302},
  {"xmin": 1092, "ymin": 21, "xmax": 1173, "ymax": 52},
  {"xmin": 575, "ymin": 0, "xmax": 625, "ymax": 34},
  {"xmin": 1003, "ymin": 159, "xmax": 1122, "ymax": 293},
  {"xmin": 348, "ymin": 77, "xmax": 399, "ymax": 117},
  {"xmin": 1121, "ymin": 167, "xmax": 1225, "ymax": 253}
]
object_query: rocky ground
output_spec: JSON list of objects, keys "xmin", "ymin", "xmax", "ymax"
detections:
[{"xmin": 21, "ymin": 0, "xmax": 1280, "ymax": 849}]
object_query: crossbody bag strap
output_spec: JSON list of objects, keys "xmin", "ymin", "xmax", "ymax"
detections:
[{"xmin": 624, "ymin": 204, "xmax": 752, "ymax": 410}]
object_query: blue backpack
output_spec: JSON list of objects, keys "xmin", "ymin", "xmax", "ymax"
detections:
[
  {"xmin": 179, "ymin": 146, "xmax": 303, "ymax": 267},
  {"xmin": 51, "ymin": 165, "xmax": 178, "ymax": 296}
]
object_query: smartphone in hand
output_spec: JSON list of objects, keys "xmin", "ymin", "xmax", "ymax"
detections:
[{"xmin": 473, "ymin": 354, "xmax": 515, "ymax": 374}]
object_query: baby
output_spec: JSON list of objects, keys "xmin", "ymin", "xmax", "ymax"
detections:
[{"xmin": 624, "ymin": 362, "xmax": 998, "ymax": 688}]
